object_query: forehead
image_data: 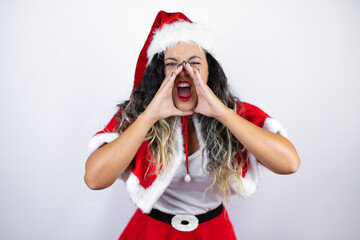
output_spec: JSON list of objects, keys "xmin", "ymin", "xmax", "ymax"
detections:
[{"xmin": 164, "ymin": 42, "xmax": 206, "ymax": 59}]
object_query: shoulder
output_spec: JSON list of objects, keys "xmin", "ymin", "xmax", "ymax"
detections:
[
  {"xmin": 88, "ymin": 108, "xmax": 122, "ymax": 154},
  {"xmin": 95, "ymin": 108, "xmax": 122, "ymax": 135},
  {"xmin": 235, "ymin": 101, "xmax": 270, "ymax": 128}
]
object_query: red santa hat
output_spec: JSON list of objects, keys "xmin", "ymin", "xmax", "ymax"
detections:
[{"xmin": 132, "ymin": 10, "xmax": 216, "ymax": 93}]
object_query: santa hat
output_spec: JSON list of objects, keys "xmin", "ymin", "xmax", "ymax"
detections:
[{"xmin": 132, "ymin": 10, "xmax": 216, "ymax": 93}]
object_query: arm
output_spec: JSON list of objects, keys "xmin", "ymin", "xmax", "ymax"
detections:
[
  {"xmin": 184, "ymin": 63, "xmax": 300, "ymax": 175},
  {"xmin": 84, "ymin": 112, "xmax": 156, "ymax": 190},
  {"xmin": 84, "ymin": 65, "xmax": 192, "ymax": 190},
  {"xmin": 217, "ymin": 107, "xmax": 300, "ymax": 174}
]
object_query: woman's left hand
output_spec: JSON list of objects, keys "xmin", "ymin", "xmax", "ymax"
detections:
[
  {"xmin": 183, "ymin": 62, "xmax": 300, "ymax": 174},
  {"xmin": 183, "ymin": 63, "xmax": 228, "ymax": 119}
]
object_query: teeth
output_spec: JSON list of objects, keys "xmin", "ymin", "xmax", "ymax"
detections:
[{"xmin": 178, "ymin": 83, "xmax": 190, "ymax": 87}]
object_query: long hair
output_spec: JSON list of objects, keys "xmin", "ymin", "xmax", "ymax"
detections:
[
  {"xmin": 115, "ymin": 52, "xmax": 246, "ymax": 202},
  {"xmin": 199, "ymin": 53, "xmax": 246, "ymax": 202},
  {"xmin": 116, "ymin": 53, "xmax": 178, "ymax": 178}
]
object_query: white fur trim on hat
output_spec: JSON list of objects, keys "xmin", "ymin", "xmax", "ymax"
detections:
[{"xmin": 147, "ymin": 21, "xmax": 216, "ymax": 65}]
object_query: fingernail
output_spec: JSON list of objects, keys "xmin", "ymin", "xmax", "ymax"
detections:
[
  {"xmin": 198, "ymin": 68, "xmax": 200, "ymax": 73},
  {"xmin": 171, "ymin": 72, "xmax": 174, "ymax": 77},
  {"xmin": 177, "ymin": 62, "xmax": 183, "ymax": 68}
]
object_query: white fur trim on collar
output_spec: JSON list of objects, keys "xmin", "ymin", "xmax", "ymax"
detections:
[
  {"xmin": 122, "ymin": 116, "xmax": 185, "ymax": 213},
  {"xmin": 147, "ymin": 21, "xmax": 216, "ymax": 65},
  {"xmin": 120, "ymin": 114, "xmax": 288, "ymax": 211}
]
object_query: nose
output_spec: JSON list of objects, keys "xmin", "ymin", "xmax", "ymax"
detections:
[{"xmin": 179, "ymin": 69, "xmax": 189, "ymax": 78}]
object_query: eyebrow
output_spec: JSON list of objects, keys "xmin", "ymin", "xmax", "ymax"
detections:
[
  {"xmin": 164, "ymin": 57, "xmax": 177, "ymax": 61},
  {"xmin": 164, "ymin": 55, "xmax": 202, "ymax": 61},
  {"xmin": 188, "ymin": 56, "xmax": 201, "ymax": 61}
]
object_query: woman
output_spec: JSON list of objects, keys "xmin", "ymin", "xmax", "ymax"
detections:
[{"xmin": 85, "ymin": 11, "xmax": 300, "ymax": 239}]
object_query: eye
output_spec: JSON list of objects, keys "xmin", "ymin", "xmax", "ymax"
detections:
[
  {"xmin": 165, "ymin": 62, "xmax": 176, "ymax": 67},
  {"xmin": 189, "ymin": 62, "xmax": 200, "ymax": 66}
]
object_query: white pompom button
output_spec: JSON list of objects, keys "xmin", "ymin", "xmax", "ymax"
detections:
[{"xmin": 184, "ymin": 174, "xmax": 191, "ymax": 183}]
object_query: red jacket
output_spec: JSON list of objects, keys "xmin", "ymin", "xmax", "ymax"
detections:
[{"xmin": 88, "ymin": 102, "xmax": 287, "ymax": 213}]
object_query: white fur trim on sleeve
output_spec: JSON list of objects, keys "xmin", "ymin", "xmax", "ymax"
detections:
[
  {"xmin": 147, "ymin": 21, "xmax": 216, "ymax": 65},
  {"xmin": 239, "ymin": 117, "xmax": 288, "ymax": 198},
  {"xmin": 263, "ymin": 118, "xmax": 288, "ymax": 138},
  {"xmin": 88, "ymin": 133, "xmax": 119, "ymax": 154}
]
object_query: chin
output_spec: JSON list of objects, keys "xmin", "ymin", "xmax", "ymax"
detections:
[{"xmin": 175, "ymin": 102, "xmax": 196, "ymax": 111}]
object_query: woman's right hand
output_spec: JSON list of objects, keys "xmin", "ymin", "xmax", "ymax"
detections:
[
  {"xmin": 143, "ymin": 65, "xmax": 193, "ymax": 123},
  {"xmin": 85, "ymin": 66, "xmax": 194, "ymax": 190}
]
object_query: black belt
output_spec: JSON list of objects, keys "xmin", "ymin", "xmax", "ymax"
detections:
[{"xmin": 147, "ymin": 203, "xmax": 223, "ymax": 224}]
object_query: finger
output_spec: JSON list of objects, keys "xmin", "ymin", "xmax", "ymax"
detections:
[
  {"xmin": 181, "ymin": 111, "xmax": 194, "ymax": 116},
  {"xmin": 174, "ymin": 109, "xmax": 194, "ymax": 116},
  {"xmin": 167, "ymin": 64, "xmax": 184, "ymax": 80},
  {"xmin": 158, "ymin": 71, "xmax": 172, "ymax": 91},
  {"xmin": 171, "ymin": 64, "xmax": 184, "ymax": 80},
  {"xmin": 159, "ymin": 69, "xmax": 177, "ymax": 91},
  {"xmin": 193, "ymin": 68, "xmax": 204, "ymax": 88},
  {"xmin": 163, "ymin": 64, "xmax": 184, "ymax": 89},
  {"xmin": 183, "ymin": 62, "xmax": 197, "ymax": 80}
]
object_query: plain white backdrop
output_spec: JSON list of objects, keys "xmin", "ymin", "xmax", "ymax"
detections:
[{"xmin": 1, "ymin": 0, "xmax": 359, "ymax": 239}]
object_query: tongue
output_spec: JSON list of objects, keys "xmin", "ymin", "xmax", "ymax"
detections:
[{"xmin": 178, "ymin": 87, "xmax": 191, "ymax": 98}]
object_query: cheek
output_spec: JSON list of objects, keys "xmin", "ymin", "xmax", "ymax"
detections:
[
  {"xmin": 200, "ymin": 64, "xmax": 209, "ymax": 83},
  {"xmin": 172, "ymin": 85, "xmax": 176, "ymax": 96},
  {"xmin": 201, "ymin": 71, "xmax": 209, "ymax": 84}
]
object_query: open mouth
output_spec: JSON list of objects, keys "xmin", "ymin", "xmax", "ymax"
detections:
[{"xmin": 176, "ymin": 81, "xmax": 192, "ymax": 101}]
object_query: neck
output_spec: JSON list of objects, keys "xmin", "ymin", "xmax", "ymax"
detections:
[{"xmin": 184, "ymin": 115, "xmax": 199, "ymax": 155}]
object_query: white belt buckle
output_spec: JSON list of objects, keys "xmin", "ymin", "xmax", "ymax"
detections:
[{"xmin": 171, "ymin": 214, "xmax": 199, "ymax": 232}]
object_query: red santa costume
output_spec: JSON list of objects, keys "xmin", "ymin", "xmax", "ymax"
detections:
[{"xmin": 88, "ymin": 11, "xmax": 287, "ymax": 240}]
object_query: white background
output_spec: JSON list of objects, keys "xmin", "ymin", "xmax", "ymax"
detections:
[{"xmin": 1, "ymin": 0, "xmax": 359, "ymax": 239}]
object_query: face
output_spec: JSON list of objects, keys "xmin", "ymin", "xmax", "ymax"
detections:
[{"xmin": 164, "ymin": 42, "xmax": 209, "ymax": 111}]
